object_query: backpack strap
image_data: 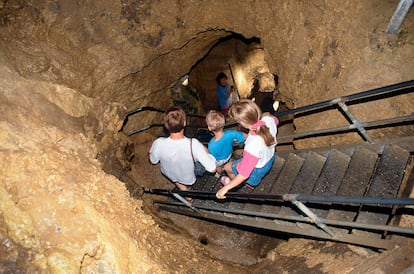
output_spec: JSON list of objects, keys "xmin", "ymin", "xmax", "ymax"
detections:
[{"xmin": 190, "ymin": 138, "xmax": 195, "ymax": 162}]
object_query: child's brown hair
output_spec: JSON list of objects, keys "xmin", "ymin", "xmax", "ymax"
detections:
[
  {"xmin": 206, "ymin": 110, "xmax": 225, "ymax": 133},
  {"xmin": 164, "ymin": 106, "xmax": 186, "ymax": 133},
  {"xmin": 229, "ymin": 99, "xmax": 275, "ymax": 146}
]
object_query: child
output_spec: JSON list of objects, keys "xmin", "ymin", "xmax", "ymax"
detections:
[
  {"xmin": 205, "ymin": 110, "xmax": 245, "ymax": 176},
  {"xmin": 216, "ymin": 99, "xmax": 279, "ymax": 199},
  {"xmin": 216, "ymin": 72, "xmax": 234, "ymax": 115},
  {"xmin": 149, "ymin": 106, "xmax": 216, "ymax": 193}
]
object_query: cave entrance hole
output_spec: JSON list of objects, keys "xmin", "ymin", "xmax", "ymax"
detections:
[
  {"xmin": 187, "ymin": 34, "xmax": 281, "ymax": 113},
  {"xmin": 178, "ymin": 33, "xmax": 295, "ymax": 150}
]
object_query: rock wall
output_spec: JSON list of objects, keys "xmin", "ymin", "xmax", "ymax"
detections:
[
  {"xmin": 1, "ymin": 1, "xmax": 412, "ymax": 142},
  {"xmin": 0, "ymin": 1, "xmax": 413, "ymax": 272},
  {"xmin": 259, "ymin": 1, "xmax": 414, "ymax": 147},
  {"xmin": 0, "ymin": 53, "xmax": 243, "ymax": 272},
  {"xmin": 0, "ymin": 56, "xmax": 146, "ymax": 271}
]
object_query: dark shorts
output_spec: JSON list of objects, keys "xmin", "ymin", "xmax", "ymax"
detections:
[{"xmin": 231, "ymin": 156, "xmax": 275, "ymax": 187}]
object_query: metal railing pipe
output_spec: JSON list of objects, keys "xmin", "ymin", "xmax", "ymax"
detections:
[
  {"xmin": 143, "ymin": 188, "xmax": 414, "ymax": 206},
  {"xmin": 155, "ymin": 200, "xmax": 414, "ymax": 236},
  {"xmin": 126, "ymin": 105, "xmax": 206, "ymax": 119},
  {"xmin": 277, "ymin": 114, "xmax": 414, "ymax": 143},
  {"xmin": 274, "ymin": 79, "xmax": 414, "ymax": 117},
  {"xmin": 125, "ymin": 80, "xmax": 414, "ymax": 140},
  {"xmin": 337, "ymin": 101, "xmax": 372, "ymax": 142}
]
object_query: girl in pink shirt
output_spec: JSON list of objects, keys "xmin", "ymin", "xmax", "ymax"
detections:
[{"xmin": 216, "ymin": 99, "xmax": 278, "ymax": 199}]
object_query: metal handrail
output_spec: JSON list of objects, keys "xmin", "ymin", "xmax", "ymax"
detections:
[
  {"xmin": 126, "ymin": 106, "xmax": 205, "ymax": 119},
  {"xmin": 143, "ymin": 188, "xmax": 414, "ymax": 206},
  {"xmin": 145, "ymin": 187, "xmax": 414, "ymax": 239},
  {"xmin": 122, "ymin": 106, "xmax": 208, "ymax": 135},
  {"xmin": 124, "ymin": 80, "xmax": 414, "ymax": 140},
  {"xmin": 155, "ymin": 200, "xmax": 414, "ymax": 236},
  {"xmin": 274, "ymin": 79, "xmax": 414, "ymax": 117},
  {"xmin": 277, "ymin": 114, "xmax": 414, "ymax": 142}
]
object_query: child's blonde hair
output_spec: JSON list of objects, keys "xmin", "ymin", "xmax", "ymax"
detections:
[
  {"xmin": 206, "ymin": 110, "xmax": 225, "ymax": 132},
  {"xmin": 229, "ymin": 99, "xmax": 275, "ymax": 146}
]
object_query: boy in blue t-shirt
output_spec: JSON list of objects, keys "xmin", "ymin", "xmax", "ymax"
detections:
[{"xmin": 206, "ymin": 110, "xmax": 245, "ymax": 176}]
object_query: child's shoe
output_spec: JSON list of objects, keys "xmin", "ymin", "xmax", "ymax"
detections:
[{"xmin": 220, "ymin": 176, "xmax": 230, "ymax": 186}]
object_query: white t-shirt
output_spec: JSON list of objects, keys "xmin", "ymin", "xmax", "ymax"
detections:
[
  {"xmin": 149, "ymin": 137, "xmax": 216, "ymax": 185},
  {"xmin": 243, "ymin": 115, "xmax": 278, "ymax": 168}
]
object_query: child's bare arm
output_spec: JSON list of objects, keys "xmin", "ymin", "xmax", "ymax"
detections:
[{"xmin": 216, "ymin": 174, "xmax": 247, "ymax": 199}]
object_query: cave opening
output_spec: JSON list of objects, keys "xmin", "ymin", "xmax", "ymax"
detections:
[
  {"xmin": 165, "ymin": 32, "xmax": 295, "ymax": 149},
  {"xmin": 170, "ymin": 33, "xmax": 283, "ymax": 116}
]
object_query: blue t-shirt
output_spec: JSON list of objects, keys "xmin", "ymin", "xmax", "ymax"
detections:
[
  {"xmin": 217, "ymin": 83, "xmax": 232, "ymax": 110},
  {"xmin": 208, "ymin": 130, "xmax": 245, "ymax": 161}
]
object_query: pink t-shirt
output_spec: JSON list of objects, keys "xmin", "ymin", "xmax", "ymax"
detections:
[{"xmin": 236, "ymin": 116, "xmax": 278, "ymax": 177}]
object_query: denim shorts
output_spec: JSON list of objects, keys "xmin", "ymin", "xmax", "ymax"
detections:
[{"xmin": 231, "ymin": 156, "xmax": 275, "ymax": 187}]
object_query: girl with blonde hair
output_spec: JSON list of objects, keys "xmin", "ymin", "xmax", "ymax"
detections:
[{"xmin": 216, "ymin": 99, "xmax": 279, "ymax": 199}]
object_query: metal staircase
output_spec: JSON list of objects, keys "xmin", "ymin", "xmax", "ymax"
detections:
[
  {"xmin": 146, "ymin": 136, "xmax": 414, "ymax": 249},
  {"xmin": 127, "ymin": 80, "xmax": 414, "ymax": 249}
]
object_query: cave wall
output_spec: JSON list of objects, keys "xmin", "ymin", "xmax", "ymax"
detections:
[
  {"xmin": 0, "ymin": 51, "xmax": 242, "ymax": 272},
  {"xmin": 0, "ymin": 1, "xmax": 413, "ymax": 272},
  {"xmin": 258, "ymin": 1, "xmax": 414, "ymax": 101},
  {"xmin": 256, "ymin": 1, "xmax": 414, "ymax": 146},
  {"xmin": 0, "ymin": 53, "xmax": 155, "ymax": 272},
  {"xmin": 1, "ymin": 1, "xmax": 412, "ymax": 142},
  {"xmin": 0, "ymin": 1, "xmax": 236, "ymax": 111}
]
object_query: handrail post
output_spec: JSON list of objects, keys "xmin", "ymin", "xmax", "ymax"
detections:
[
  {"xmin": 386, "ymin": 0, "xmax": 413, "ymax": 35},
  {"xmin": 285, "ymin": 196, "xmax": 336, "ymax": 237},
  {"xmin": 337, "ymin": 100, "xmax": 373, "ymax": 143},
  {"xmin": 171, "ymin": 193, "xmax": 202, "ymax": 215}
]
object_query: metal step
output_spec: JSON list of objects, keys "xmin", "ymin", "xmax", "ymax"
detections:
[
  {"xmin": 278, "ymin": 151, "xmax": 326, "ymax": 217},
  {"xmin": 242, "ymin": 156, "xmax": 286, "ymax": 214},
  {"xmin": 311, "ymin": 149, "xmax": 351, "ymax": 218},
  {"xmin": 259, "ymin": 153, "xmax": 305, "ymax": 215},
  {"xmin": 326, "ymin": 146, "xmax": 379, "ymax": 234},
  {"xmin": 353, "ymin": 144, "xmax": 410, "ymax": 238}
]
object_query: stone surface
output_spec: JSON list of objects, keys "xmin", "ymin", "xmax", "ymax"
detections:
[
  {"xmin": 0, "ymin": 0, "xmax": 413, "ymax": 273},
  {"xmin": 0, "ymin": 60, "xmax": 243, "ymax": 273},
  {"xmin": 0, "ymin": 1, "xmax": 412, "ymax": 140}
]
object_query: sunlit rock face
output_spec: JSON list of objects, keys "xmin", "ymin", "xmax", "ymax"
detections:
[
  {"xmin": 0, "ymin": 0, "xmax": 413, "ymax": 272},
  {"xmin": 0, "ymin": 57, "xmax": 240, "ymax": 273},
  {"xmin": 0, "ymin": 54, "xmax": 160, "ymax": 272}
]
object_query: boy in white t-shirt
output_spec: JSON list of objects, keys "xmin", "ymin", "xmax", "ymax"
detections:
[{"xmin": 149, "ymin": 106, "xmax": 216, "ymax": 193}]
